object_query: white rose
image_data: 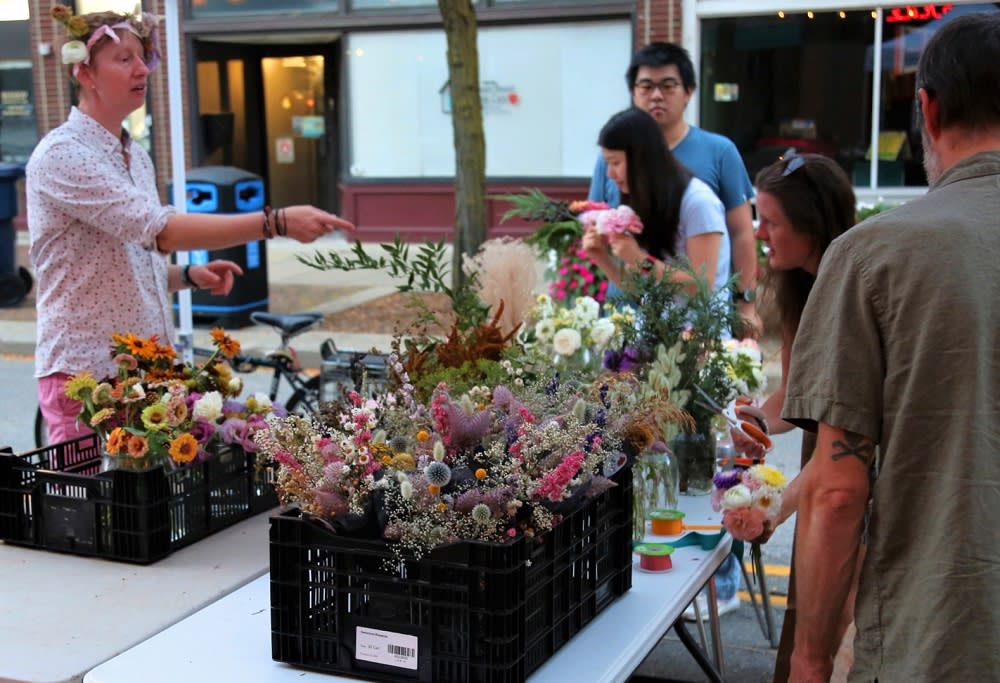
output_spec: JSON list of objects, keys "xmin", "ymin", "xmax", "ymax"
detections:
[
  {"xmin": 721, "ymin": 484, "xmax": 753, "ymax": 510},
  {"xmin": 192, "ymin": 390, "xmax": 223, "ymax": 422},
  {"xmin": 552, "ymin": 327, "xmax": 582, "ymax": 356},
  {"xmin": 589, "ymin": 318, "xmax": 616, "ymax": 350},
  {"xmin": 227, "ymin": 377, "xmax": 243, "ymax": 394},
  {"xmin": 61, "ymin": 40, "xmax": 88, "ymax": 65}
]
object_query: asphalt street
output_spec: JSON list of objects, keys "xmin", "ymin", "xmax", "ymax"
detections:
[{"xmin": 0, "ymin": 351, "xmax": 800, "ymax": 682}]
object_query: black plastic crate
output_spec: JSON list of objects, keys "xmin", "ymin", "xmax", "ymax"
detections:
[
  {"xmin": 0, "ymin": 434, "xmax": 277, "ymax": 563},
  {"xmin": 269, "ymin": 465, "xmax": 632, "ymax": 683}
]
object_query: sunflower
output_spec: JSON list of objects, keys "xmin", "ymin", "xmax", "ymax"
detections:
[
  {"xmin": 127, "ymin": 335, "xmax": 158, "ymax": 361},
  {"xmin": 168, "ymin": 433, "xmax": 198, "ymax": 464}
]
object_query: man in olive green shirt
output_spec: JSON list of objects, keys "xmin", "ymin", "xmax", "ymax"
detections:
[{"xmin": 782, "ymin": 13, "xmax": 1000, "ymax": 682}]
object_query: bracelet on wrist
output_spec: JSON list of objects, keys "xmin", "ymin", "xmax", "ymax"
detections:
[
  {"xmin": 262, "ymin": 205, "xmax": 274, "ymax": 240},
  {"xmin": 276, "ymin": 207, "xmax": 288, "ymax": 237},
  {"xmin": 182, "ymin": 264, "xmax": 200, "ymax": 290}
]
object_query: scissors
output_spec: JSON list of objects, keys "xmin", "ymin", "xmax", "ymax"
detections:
[{"xmin": 693, "ymin": 385, "xmax": 773, "ymax": 453}]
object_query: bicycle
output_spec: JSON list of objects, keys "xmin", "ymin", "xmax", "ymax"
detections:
[{"xmin": 33, "ymin": 311, "xmax": 388, "ymax": 447}]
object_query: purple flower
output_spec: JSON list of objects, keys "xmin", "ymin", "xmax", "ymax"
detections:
[
  {"xmin": 603, "ymin": 345, "xmax": 641, "ymax": 373},
  {"xmin": 189, "ymin": 419, "xmax": 216, "ymax": 445},
  {"xmin": 713, "ymin": 470, "xmax": 743, "ymax": 491},
  {"xmin": 219, "ymin": 417, "xmax": 246, "ymax": 445}
]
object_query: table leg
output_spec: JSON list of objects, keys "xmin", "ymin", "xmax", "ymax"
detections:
[
  {"xmin": 705, "ymin": 576, "xmax": 726, "ymax": 675},
  {"xmin": 672, "ymin": 619, "xmax": 726, "ymax": 683},
  {"xmin": 753, "ymin": 550, "xmax": 780, "ymax": 648}
]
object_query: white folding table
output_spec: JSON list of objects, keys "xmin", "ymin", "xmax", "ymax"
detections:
[{"xmin": 83, "ymin": 495, "xmax": 731, "ymax": 683}]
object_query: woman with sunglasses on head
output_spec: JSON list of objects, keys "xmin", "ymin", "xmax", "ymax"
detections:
[
  {"xmin": 28, "ymin": 6, "xmax": 355, "ymax": 445},
  {"xmin": 733, "ymin": 152, "xmax": 859, "ymax": 683}
]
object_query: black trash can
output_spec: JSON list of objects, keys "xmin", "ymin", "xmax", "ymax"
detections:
[
  {"xmin": 0, "ymin": 163, "xmax": 30, "ymax": 308},
  {"xmin": 173, "ymin": 166, "xmax": 268, "ymax": 328}
]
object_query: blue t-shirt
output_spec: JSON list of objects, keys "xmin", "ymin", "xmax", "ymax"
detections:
[{"xmin": 588, "ymin": 126, "xmax": 754, "ymax": 212}]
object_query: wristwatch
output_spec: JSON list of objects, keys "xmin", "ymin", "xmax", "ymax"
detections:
[{"xmin": 734, "ymin": 287, "xmax": 756, "ymax": 304}]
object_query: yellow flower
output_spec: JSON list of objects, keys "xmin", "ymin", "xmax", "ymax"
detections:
[
  {"xmin": 389, "ymin": 453, "xmax": 416, "ymax": 470},
  {"xmin": 106, "ymin": 427, "xmax": 127, "ymax": 455},
  {"xmin": 67, "ymin": 15, "xmax": 89, "ymax": 37},
  {"xmin": 127, "ymin": 335, "xmax": 158, "ymax": 361},
  {"xmin": 437, "ymin": 502, "xmax": 447, "ymax": 513},
  {"xmin": 141, "ymin": 403, "xmax": 170, "ymax": 431},
  {"xmin": 752, "ymin": 465, "xmax": 787, "ymax": 488},
  {"xmin": 169, "ymin": 433, "xmax": 198, "ymax": 464},
  {"xmin": 88, "ymin": 407, "xmax": 115, "ymax": 427},
  {"xmin": 64, "ymin": 372, "xmax": 98, "ymax": 401}
]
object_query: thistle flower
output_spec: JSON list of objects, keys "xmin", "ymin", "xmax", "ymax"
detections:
[
  {"xmin": 424, "ymin": 461, "xmax": 452, "ymax": 487},
  {"xmin": 471, "ymin": 503, "xmax": 492, "ymax": 524}
]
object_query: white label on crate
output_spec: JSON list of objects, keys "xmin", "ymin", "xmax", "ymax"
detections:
[{"xmin": 355, "ymin": 626, "xmax": 418, "ymax": 670}]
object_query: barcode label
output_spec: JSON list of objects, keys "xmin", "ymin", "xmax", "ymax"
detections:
[{"xmin": 356, "ymin": 626, "xmax": 419, "ymax": 670}]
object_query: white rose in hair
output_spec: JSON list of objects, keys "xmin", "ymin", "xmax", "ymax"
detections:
[
  {"xmin": 552, "ymin": 328, "xmax": 582, "ymax": 356},
  {"xmin": 61, "ymin": 40, "xmax": 88, "ymax": 65}
]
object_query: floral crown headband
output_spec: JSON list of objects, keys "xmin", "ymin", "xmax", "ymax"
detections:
[{"xmin": 50, "ymin": 3, "xmax": 161, "ymax": 79}]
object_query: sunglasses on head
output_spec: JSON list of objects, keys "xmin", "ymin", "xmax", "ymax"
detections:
[{"xmin": 782, "ymin": 149, "xmax": 805, "ymax": 177}]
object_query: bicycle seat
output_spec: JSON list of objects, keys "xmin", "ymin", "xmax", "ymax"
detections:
[{"xmin": 250, "ymin": 312, "xmax": 323, "ymax": 336}]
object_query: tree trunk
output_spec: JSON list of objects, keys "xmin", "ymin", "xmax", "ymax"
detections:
[{"xmin": 438, "ymin": 0, "xmax": 487, "ymax": 292}]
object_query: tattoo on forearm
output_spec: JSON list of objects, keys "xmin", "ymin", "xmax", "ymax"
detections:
[{"xmin": 831, "ymin": 432, "xmax": 875, "ymax": 466}]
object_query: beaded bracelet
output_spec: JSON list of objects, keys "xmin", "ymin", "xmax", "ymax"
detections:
[{"xmin": 262, "ymin": 205, "xmax": 274, "ymax": 240}]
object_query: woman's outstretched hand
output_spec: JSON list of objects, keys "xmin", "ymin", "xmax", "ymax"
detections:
[{"xmin": 282, "ymin": 206, "xmax": 356, "ymax": 244}]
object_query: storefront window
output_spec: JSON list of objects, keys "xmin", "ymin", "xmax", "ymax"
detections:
[
  {"xmin": 345, "ymin": 20, "xmax": 631, "ymax": 178},
  {"xmin": 0, "ymin": 59, "xmax": 36, "ymax": 163},
  {"xmin": 189, "ymin": 0, "xmax": 338, "ymax": 17},
  {"xmin": 699, "ymin": 3, "xmax": 999, "ymax": 190}
]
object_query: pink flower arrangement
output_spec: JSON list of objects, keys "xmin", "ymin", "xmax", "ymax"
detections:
[
  {"xmin": 550, "ymin": 240, "xmax": 609, "ymax": 303},
  {"xmin": 577, "ymin": 204, "xmax": 644, "ymax": 237},
  {"xmin": 711, "ymin": 464, "xmax": 787, "ymax": 541}
]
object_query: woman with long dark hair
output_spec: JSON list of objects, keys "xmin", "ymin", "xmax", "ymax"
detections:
[{"xmin": 582, "ymin": 107, "xmax": 730, "ymax": 297}]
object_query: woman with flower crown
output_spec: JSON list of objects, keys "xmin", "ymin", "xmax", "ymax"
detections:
[
  {"xmin": 733, "ymin": 153, "xmax": 859, "ymax": 683},
  {"xmin": 28, "ymin": 5, "xmax": 355, "ymax": 445}
]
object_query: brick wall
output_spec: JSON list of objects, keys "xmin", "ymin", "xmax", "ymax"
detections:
[{"xmin": 634, "ymin": 0, "xmax": 683, "ymax": 45}]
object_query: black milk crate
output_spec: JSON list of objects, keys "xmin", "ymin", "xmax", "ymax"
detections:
[
  {"xmin": 0, "ymin": 433, "xmax": 277, "ymax": 563},
  {"xmin": 269, "ymin": 465, "xmax": 632, "ymax": 683}
]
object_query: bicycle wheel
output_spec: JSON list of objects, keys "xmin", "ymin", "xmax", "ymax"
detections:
[
  {"xmin": 34, "ymin": 406, "xmax": 48, "ymax": 449},
  {"xmin": 285, "ymin": 376, "xmax": 321, "ymax": 418}
]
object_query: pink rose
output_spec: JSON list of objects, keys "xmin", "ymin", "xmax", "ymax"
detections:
[{"xmin": 722, "ymin": 507, "xmax": 767, "ymax": 541}]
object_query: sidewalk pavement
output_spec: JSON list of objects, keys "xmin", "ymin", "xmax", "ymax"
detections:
[{"xmin": 1, "ymin": 232, "xmax": 403, "ymax": 367}]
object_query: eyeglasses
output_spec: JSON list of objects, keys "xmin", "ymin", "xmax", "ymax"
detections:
[{"xmin": 634, "ymin": 78, "xmax": 682, "ymax": 95}]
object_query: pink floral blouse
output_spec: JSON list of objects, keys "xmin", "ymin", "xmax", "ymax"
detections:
[{"xmin": 27, "ymin": 107, "xmax": 175, "ymax": 380}]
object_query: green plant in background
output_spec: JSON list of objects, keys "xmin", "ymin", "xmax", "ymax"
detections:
[{"xmin": 300, "ymin": 235, "xmax": 488, "ymax": 331}]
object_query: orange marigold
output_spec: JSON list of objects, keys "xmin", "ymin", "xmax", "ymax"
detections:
[
  {"xmin": 210, "ymin": 328, "xmax": 241, "ymax": 358},
  {"xmin": 126, "ymin": 434, "xmax": 149, "ymax": 459},
  {"xmin": 106, "ymin": 427, "xmax": 127, "ymax": 455},
  {"xmin": 168, "ymin": 433, "xmax": 198, "ymax": 464}
]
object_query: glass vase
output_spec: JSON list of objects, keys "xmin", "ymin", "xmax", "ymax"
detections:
[
  {"xmin": 632, "ymin": 449, "xmax": 680, "ymax": 543},
  {"xmin": 552, "ymin": 347, "xmax": 593, "ymax": 374},
  {"xmin": 673, "ymin": 419, "xmax": 717, "ymax": 496}
]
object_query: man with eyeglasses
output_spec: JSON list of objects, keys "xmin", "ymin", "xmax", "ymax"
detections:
[
  {"xmin": 782, "ymin": 12, "xmax": 1000, "ymax": 681},
  {"xmin": 588, "ymin": 42, "xmax": 759, "ymax": 339}
]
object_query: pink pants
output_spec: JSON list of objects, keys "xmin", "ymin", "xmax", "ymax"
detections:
[{"xmin": 38, "ymin": 373, "xmax": 93, "ymax": 445}]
